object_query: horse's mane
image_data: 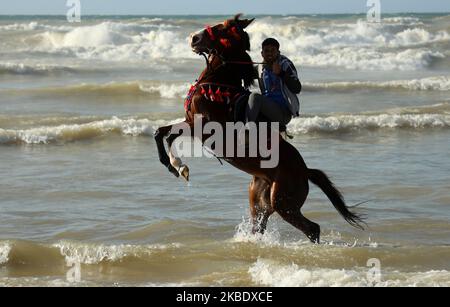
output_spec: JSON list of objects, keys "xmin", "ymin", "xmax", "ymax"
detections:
[{"xmin": 239, "ymin": 52, "xmax": 256, "ymax": 89}]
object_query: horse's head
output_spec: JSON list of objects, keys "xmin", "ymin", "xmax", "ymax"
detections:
[{"xmin": 190, "ymin": 14, "xmax": 254, "ymax": 57}]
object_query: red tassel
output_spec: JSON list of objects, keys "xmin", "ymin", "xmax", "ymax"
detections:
[
  {"xmin": 215, "ymin": 88, "xmax": 223, "ymax": 102},
  {"xmin": 208, "ymin": 85, "xmax": 215, "ymax": 101}
]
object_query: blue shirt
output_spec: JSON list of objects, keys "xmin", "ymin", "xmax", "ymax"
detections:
[{"xmin": 262, "ymin": 68, "xmax": 288, "ymax": 109}]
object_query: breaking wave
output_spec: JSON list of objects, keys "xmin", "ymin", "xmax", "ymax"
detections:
[
  {"xmin": 305, "ymin": 76, "xmax": 450, "ymax": 92},
  {"xmin": 2, "ymin": 237, "xmax": 450, "ymax": 286},
  {"xmin": 2, "ymin": 15, "xmax": 449, "ymax": 70},
  {"xmin": 288, "ymin": 112, "xmax": 450, "ymax": 134},
  {"xmin": 249, "ymin": 258, "xmax": 450, "ymax": 287},
  {"xmin": 0, "ymin": 242, "xmax": 12, "ymax": 265},
  {"xmin": 0, "ymin": 62, "xmax": 79, "ymax": 75},
  {"xmin": 1, "ymin": 103, "xmax": 448, "ymax": 145},
  {"xmin": 0, "ymin": 240, "xmax": 183, "ymax": 266},
  {"xmin": 0, "ymin": 117, "xmax": 184, "ymax": 145},
  {"xmin": 1, "ymin": 81, "xmax": 191, "ymax": 98},
  {"xmin": 3, "ymin": 76, "xmax": 448, "ymax": 99},
  {"xmin": 247, "ymin": 17, "xmax": 449, "ymax": 70}
]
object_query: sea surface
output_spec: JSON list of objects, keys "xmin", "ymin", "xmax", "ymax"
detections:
[{"xmin": 0, "ymin": 14, "xmax": 449, "ymax": 287}]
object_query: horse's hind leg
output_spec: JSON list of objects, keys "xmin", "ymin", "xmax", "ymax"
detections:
[
  {"xmin": 271, "ymin": 180, "xmax": 321, "ymax": 244},
  {"xmin": 278, "ymin": 208, "xmax": 321, "ymax": 244},
  {"xmin": 249, "ymin": 177, "xmax": 274, "ymax": 234}
]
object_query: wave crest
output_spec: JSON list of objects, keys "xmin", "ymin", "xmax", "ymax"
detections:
[
  {"xmin": 0, "ymin": 242, "xmax": 11, "ymax": 265},
  {"xmin": 0, "ymin": 62, "xmax": 77, "ymax": 75},
  {"xmin": 249, "ymin": 258, "xmax": 450, "ymax": 287},
  {"xmin": 305, "ymin": 76, "xmax": 450, "ymax": 92},
  {"xmin": 1, "ymin": 104, "xmax": 449, "ymax": 145},
  {"xmin": 289, "ymin": 113, "xmax": 450, "ymax": 134},
  {"xmin": 3, "ymin": 16, "xmax": 447, "ymax": 70},
  {"xmin": 0, "ymin": 117, "xmax": 184, "ymax": 145}
]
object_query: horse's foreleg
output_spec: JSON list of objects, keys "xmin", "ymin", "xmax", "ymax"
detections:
[
  {"xmin": 166, "ymin": 122, "xmax": 193, "ymax": 181},
  {"xmin": 154, "ymin": 125, "xmax": 180, "ymax": 178}
]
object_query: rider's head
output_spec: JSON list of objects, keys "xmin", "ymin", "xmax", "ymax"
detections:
[{"xmin": 261, "ymin": 38, "xmax": 280, "ymax": 64}]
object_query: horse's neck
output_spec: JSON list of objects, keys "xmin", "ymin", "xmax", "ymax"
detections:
[
  {"xmin": 203, "ymin": 58, "xmax": 243, "ymax": 87},
  {"xmin": 205, "ymin": 68, "xmax": 241, "ymax": 87}
]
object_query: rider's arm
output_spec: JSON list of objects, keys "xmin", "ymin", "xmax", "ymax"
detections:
[{"xmin": 279, "ymin": 66, "xmax": 301, "ymax": 94}]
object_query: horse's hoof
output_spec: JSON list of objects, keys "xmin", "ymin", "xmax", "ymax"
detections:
[
  {"xmin": 308, "ymin": 233, "xmax": 320, "ymax": 244},
  {"xmin": 179, "ymin": 165, "xmax": 190, "ymax": 182},
  {"xmin": 308, "ymin": 225, "xmax": 320, "ymax": 244}
]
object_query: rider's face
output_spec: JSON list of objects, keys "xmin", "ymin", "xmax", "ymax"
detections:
[{"xmin": 261, "ymin": 45, "xmax": 280, "ymax": 64}]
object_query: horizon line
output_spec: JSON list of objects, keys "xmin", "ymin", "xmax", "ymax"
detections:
[{"xmin": 0, "ymin": 12, "xmax": 449, "ymax": 16}]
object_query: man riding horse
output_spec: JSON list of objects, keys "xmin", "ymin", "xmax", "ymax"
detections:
[{"xmin": 154, "ymin": 14, "xmax": 365, "ymax": 243}]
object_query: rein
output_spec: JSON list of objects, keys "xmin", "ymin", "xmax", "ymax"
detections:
[
  {"xmin": 223, "ymin": 60, "xmax": 265, "ymax": 65},
  {"xmin": 184, "ymin": 53, "xmax": 251, "ymax": 112},
  {"xmin": 196, "ymin": 52, "xmax": 244, "ymax": 89}
]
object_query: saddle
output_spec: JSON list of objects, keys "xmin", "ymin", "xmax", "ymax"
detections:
[
  {"xmin": 232, "ymin": 93, "xmax": 287, "ymax": 133},
  {"xmin": 184, "ymin": 85, "xmax": 289, "ymax": 135}
]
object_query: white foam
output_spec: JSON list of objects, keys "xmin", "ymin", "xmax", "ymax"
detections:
[
  {"xmin": 289, "ymin": 48, "xmax": 443, "ymax": 71},
  {"xmin": 0, "ymin": 276, "xmax": 195, "ymax": 287},
  {"xmin": 306, "ymin": 76, "xmax": 450, "ymax": 91},
  {"xmin": 1, "ymin": 111, "xmax": 448, "ymax": 145},
  {"xmin": 139, "ymin": 82, "xmax": 191, "ymax": 98},
  {"xmin": 2, "ymin": 81, "xmax": 190, "ymax": 97},
  {"xmin": 288, "ymin": 113, "xmax": 450, "ymax": 134},
  {"xmin": 0, "ymin": 117, "xmax": 185, "ymax": 144},
  {"xmin": 4, "ymin": 17, "xmax": 446, "ymax": 70},
  {"xmin": 37, "ymin": 21, "xmax": 195, "ymax": 62},
  {"xmin": 40, "ymin": 23, "xmax": 132, "ymax": 48},
  {"xmin": 0, "ymin": 62, "xmax": 76, "ymax": 75},
  {"xmin": 0, "ymin": 22, "xmax": 73, "ymax": 32},
  {"xmin": 249, "ymin": 258, "xmax": 450, "ymax": 287},
  {"xmin": 247, "ymin": 18, "xmax": 448, "ymax": 70},
  {"xmin": 382, "ymin": 17, "xmax": 422, "ymax": 25},
  {"xmin": 232, "ymin": 217, "xmax": 282, "ymax": 247},
  {"xmin": 391, "ymin": 28, "xmax": 450, "ymax": 47},
  {"xmin": 53, "ymin": 241, "xmax": 183, "ymax": 265},
  {"xmin": 0, "ymin": 242, "xmax": 12, "ymax": 265}
]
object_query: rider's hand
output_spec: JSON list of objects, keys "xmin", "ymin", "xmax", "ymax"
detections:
[{"xmin": 272, "ymin": 62, "xmax": 282, "ymax": 75}]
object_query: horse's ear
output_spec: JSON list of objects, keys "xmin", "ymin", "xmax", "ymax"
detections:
[
  {"xmin": 238, "ymin": 18, "xmax": 254, "ymax": 29},
  {"xmin": 233, "ymin": 13, "xmax": 243, "ymax": 22},
  {"xmin": 231, "ymin": 14, "xmax": 254, "ymax": 29}
]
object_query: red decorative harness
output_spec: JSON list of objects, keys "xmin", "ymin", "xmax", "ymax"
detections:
[
  {"xmin": 184, "ymin": 25, "xmax": 260, "ymax": 112},
  {"xmin": 184, "ymin": 81, "xmax": 243, "ymax": 112}
]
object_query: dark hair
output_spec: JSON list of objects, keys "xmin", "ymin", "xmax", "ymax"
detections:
[{"xmin": 262, "ymin": 38, "xmax": 280, "ymax": 49}]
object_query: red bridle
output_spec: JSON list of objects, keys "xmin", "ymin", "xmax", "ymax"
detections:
[
  {"xmin": 205, "ymin": 26, "xmax": 216, "ymax": 41},
  {"xmin": 204, "ymin": 25, "xmax": 264, "ymax": 65}
]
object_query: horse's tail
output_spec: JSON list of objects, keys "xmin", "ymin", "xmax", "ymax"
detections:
[{"xmin": 307, "ymin": 168, "xmax": 366, "ymax": 230}]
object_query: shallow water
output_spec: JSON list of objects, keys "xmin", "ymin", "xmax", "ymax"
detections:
[{"xmin": 0, "ymin": 14, "xmax": 449, "ymax": 286}]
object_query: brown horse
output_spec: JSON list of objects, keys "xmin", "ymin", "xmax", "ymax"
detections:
[{"xmin": 154, "ymin": 14, "xmax": 365, "ymax": 243}]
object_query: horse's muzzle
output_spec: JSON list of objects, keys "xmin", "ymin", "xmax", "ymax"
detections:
[{"xmin": 190, "ymin": 31, "xmax": 206, "ymax": 53}]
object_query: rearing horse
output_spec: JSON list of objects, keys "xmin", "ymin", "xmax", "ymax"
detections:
[{"xmin": 154, "ymin": 15, "xmax": 365, "ymax": 243}]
